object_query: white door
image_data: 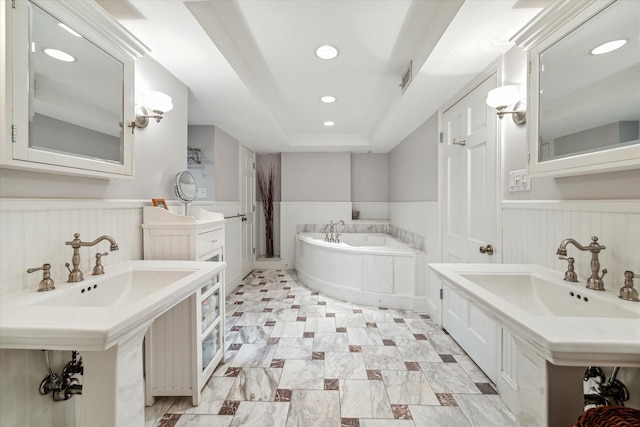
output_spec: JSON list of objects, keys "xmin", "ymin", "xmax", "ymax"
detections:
[
  {"xmin": 442, "ymin": 75, "xmax": 498, "ymax": 263},
  {"xmin": 240, "ymin": 146, "xmax": 255, "ymax": 276}
]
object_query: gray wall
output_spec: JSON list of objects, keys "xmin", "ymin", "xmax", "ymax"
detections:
[
  {"xmin": 0, "ymin": 55, "xmax": 188, "ymax": 199},
  {"xmin": 388, "ymin": 113, "xmax": 439, "ymax": 202},
  {"xmin": 188, "ymin": 125, "xmax": 216, "ymax": 201},
  {"xmin": 281, "ymin": 152, "xmax": 351, "ymax": 202},
  {"xmin": 351, "ymin": 153, "xmax": 388, "ymax": 202},
  {"xmin": 501, "ymin": 47, "xmax": 640, "ymax": 200},
  {"xmin": 213, "ymin": 127, "xmax": 240, "ymax": 202}
]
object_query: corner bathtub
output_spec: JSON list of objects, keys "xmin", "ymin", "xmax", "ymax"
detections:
[{"xmin": 296, "ymin": 233, "xmax": 427, "ymax": 310}]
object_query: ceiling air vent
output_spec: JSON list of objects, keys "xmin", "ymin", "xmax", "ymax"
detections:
[{"xmin": 400, "ymin": 61, "xmax": 412, "ymax": 94}]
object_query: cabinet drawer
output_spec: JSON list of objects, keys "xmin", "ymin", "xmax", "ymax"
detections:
[{"xmin": 196, "ymin": 228, "xmax": 224, "ymax": 256}]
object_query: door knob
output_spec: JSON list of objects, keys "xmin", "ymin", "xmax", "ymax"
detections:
[
  {"xmin": 479, "ymin": 244, "xmax": 494, "ymax": 255},
  {"xmin": 241, "ymin": 216, "xmax": 247, "ymax": 222}
]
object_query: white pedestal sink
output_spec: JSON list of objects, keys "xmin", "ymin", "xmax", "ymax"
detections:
[{"xmin": 0, "ymin": 260, "xmax": 226, "ymax": 427}]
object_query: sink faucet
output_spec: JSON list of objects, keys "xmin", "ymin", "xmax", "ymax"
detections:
[
  {"xmin": 65, "ymin": 233, "xmax": 119, "ymax": 282},
  {"xmin": 556, "ymin": 236, "xmax": 607, "ymax": 291}
]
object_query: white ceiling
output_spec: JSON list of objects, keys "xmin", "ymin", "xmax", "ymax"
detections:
[{"xmin": 98, "ymin": 0, "xmax": 548, "ymax": 154}]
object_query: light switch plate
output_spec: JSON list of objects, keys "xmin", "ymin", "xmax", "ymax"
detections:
[{"xmin": 508, "ymin": 169, "xmax": 531, "ymax": 192}]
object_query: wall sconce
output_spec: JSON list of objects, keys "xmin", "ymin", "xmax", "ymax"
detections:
[
  {"xmin": 486, "ymin": 85, "xmax": 526, "ymax": 125},
  {"xmin": 131, "ymin": 91, "xmax": 173, "ymax": 130}
]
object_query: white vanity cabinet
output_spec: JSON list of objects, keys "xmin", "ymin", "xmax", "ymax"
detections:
[{"xmin": 142, "ymin": 206, "xmax": 226, "ymax": 406}]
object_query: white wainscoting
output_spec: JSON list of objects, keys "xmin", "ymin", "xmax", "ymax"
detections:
[{"xmin": 501, "ymin": 199, "xmax": 640, "ymax": 409}]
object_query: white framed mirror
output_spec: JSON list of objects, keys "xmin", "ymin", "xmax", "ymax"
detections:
[
  {"xmin": 524, "ymin": 0, "xmax": 640, "ymax": 177},
  {"xmin": 2, "ymin": 0, "xmax": 147, "ymax": 178}
]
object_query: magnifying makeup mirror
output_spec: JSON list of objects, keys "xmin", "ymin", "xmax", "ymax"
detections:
[{"xmin": 174, "ymin": 170, "xmax": 198, "ymax": 215}]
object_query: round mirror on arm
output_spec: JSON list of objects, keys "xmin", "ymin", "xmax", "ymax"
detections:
[{"xmin": 174, "ymin": 170, "xmax": 198, "ymax": 215}]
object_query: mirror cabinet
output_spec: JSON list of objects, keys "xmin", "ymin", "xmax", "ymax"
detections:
[
  {"xmin": 1, "ymin": 0, "xmax": 147, "ymax": 178},
  {"xmin": 514, "ymin": 0, "xmax": 640, "ymax": 177}
]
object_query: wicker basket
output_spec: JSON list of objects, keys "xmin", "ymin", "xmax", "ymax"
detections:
[{"xmin": 574, "ymin": 406, "xmax": 640, "ymax": 427}]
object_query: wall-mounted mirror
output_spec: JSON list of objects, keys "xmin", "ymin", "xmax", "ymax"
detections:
[
  {"xmin": 2, "ymin": 0, "xmax": 146, "ymax": 178},
  {"xmin": 174, "ymin": 170, "xmax": 198, "ymax": 215},
  {"xmin": 526, "ymin": 0, "xmax": 640, "ymax": 177}
]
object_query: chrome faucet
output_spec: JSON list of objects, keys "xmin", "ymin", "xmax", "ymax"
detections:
[
  {"xmin": 65, "ymin": 233, "xmax": 119, "ymax": 282},
  {"xmin": 556, "ymin": 236, "xmax": 607, "ymax": 291},
  {"xmin": 325, "ymin": 221, "xmax": 335, "ymax": 242},
  {"xmin": 334, "ymin": 220, "xmax": 346, "ymax": 243},
  {"xmin": 619, "ymin": 271, "xmax": 639, "ymax": 302},
  {"xmin": 324, "ymin": 220, "xmax": 345, "ymax": 243}
]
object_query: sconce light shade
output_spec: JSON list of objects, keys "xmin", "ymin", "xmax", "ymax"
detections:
[
  {"xmin": 131, "ymin": 91, "xmax": 173, "ymax": 130},
  {"xmin": 486, "ymin": 85, "xmax": 526, "ymax": 125}
]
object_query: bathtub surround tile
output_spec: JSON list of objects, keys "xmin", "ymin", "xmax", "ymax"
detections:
[
  {"xmin": 454, "ymin": 394, "xmax": 516, "ymax": 426},
  {"xmin": 152, "ymin": 269, "xmax": 515, "ymax": 427},
  {"xmin": 339, "ymin": 379, "xmax": 394, "ymax": 418},
  {"xmin": 381, "ymin": 370, "xmax": 439, "ymax": 405},
  {"xmin": 285, "ymin": 390, "xmax": 340, "ymax": 427}
]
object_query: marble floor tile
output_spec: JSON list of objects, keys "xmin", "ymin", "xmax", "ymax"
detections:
[
  {"xmin": 408, "ymin": 405, "xmax": 471, "ymax": 427},
  {"xmin": 228, "ymin": 401, "xmax": 289, "ymax": 427},
  {"xmin": 203, "ymin": 377, "xmax": 237, "ymax": 400},
  {"xmin": 226, "ymin": 326, "xmax": 271, "ymax": 344},
  {"xmin": 313, "ymin": 332, "xmax": 349, "ymax": 352},
  {"xmin": 346, "ymin": 327, "xmax": 383, "ymax": 346},
  {"xmin": 361, "ymin": 346, "xmax": 407, "ymax": 371},
  {"xmin": 285, "ymin": 390, "xmax": 340, "ymax": 427},
  {"xmin": 266, "ymin": 299, "xmax": 295, "ymax": 310},
  {"xmin": 387, "ymin": 308, "xmax": 422, "ymax": 320},
  {"xmin": 376, "ymin": 323, "xmax": 416, "ymax": 340},
  {"xmin": 452, "ymin": 355, "xmax": 491, "ymax": 383},
  {"xmin": 278, "ymin": 360, "xmax": 325, "ymax": 390},
  {"xmin": 293, "ymin": 295, "xmax": 319, "ymax": 306},
  {"xmin": 428, "ymin": 333, "xmax": 466, "ymax": 355},
  {"xmin": 361, "ymin": 309, "xmax": 395, "ymax": 323},
  {"xmin": 359, "ymin": 420, "xmax": 416, "ymax": 427},
  {"xmin": 304, "ymin": 317, "xmax": 336, "ymax": 333},
  {"xmin": 334, "ymin": 313, "xmax": 366, "ymax": 328},
  {"xmin": 234, "ymin": 312, "xmax": 271, "ymax": 326},
  {"xmin": 419, "ymin": 362, "xmax": 481, "ymax": 394},
  {"xmin": 146, "ymin": 397, "xmax": 177, "ymax": 427},
  {"xmin": 230, "ymin": 343, "xmax": 277, "ymax": 368},
  {"xmin": 226, "ymin": 368, "xmax": 281, "ymax": 401},
  {"xmin": 270, "ymin": 321, "xmax": 306, "ymax": 338},
  {"xmin": 268, "ymin": 308, "xmax": 300, "ymax": 322},
  {"xmin": 297, "ymin": 304, "xmax": 326, "ymax": 317},
  {"xmin": 339, "ymin": 379, "xmax": 394, "ymax": 418},
  {"xmin": 273, "ymin": 337, "xmax": 313, "ymax": 360},
  {"xmin": 404, "ymin": 318, "xmax": 440, "ymax": 335},
  {"xmin": 324, "ymin": 352, "xmax": 368, "ymax": 380},
  {"xmin": 174, "ymin": 414, "xmax": 234, "ymax": 427},
  {"xmin": 395, "ymin": 339, "xmax": 442, "ymax": 363},
  {"xmin": 455, "ymin": 394, "xmax": 515, "ymax": 427},
  {"xmin": 381, "ymin": 370, "xmax": 440, "ymax": 405}
]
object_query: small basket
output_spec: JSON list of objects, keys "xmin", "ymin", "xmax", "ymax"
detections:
[{"xmin": 574, "ymin": 406, "xmax": 640, "ymax": 427}]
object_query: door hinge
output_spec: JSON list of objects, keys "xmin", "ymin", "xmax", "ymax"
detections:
[
  {"xmin": 11, "ymin": 124, "xmax": 17, "ymax": 142},
  {"xmin": 527, "ymin": 151, "xmax": 531, "ymax": 164},
  {"xmin": 439, "ymin": 288, "xmax": 443, "ymax": 299},
  {"xmin": 252, "ymin": 247, "xmax": 255, "ymax": 255},
  {"xmin": 253, "ymin": 205, "xmax": 256, "ymax": 212},
  {"xmin": 253, "ymin": 162, "xmax": 256, "ymax": 170},
  {"xmin": 12, "ymin": 0, "xmax": 16, "ymax": 8},
  {"xmin": 439, "ymin": 132, "xmax": 443, "ymax": 143},
  {"xmin": 528, "ymin": 60, "xmax": 531, "ymax": 74}
]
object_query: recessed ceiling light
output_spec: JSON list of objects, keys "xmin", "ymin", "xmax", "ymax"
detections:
[
  {"xmin": 44, "ymin": 48, "xmax": 75, "ymax": 62},
  {"xmin": 590, "ymin": 39, "xmax": 627, "ymax": 55},
  {"xmin": 316, "ymin": 45, "xmax": 338, "ymax": 60},
  {"xmin": 58, "ymin": 22, "xmax": 82, "ymax": 37},
  {"xmin": 323, "ymin": 121, "xmax": 335, "ymax": 127},
  {"xmin": 320, "ymin": 96, "xmax": 336, "ymax": 103}
]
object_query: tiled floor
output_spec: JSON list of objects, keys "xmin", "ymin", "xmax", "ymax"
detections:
[{"xmin": 147, "ymin": 270, "xmax": 515, "ymax": 427}]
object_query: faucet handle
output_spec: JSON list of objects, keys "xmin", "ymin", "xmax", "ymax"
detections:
[
  {"xmin": 92, "ymin": 252, "xmax": 108, "ymax": 276},
  {"xmin": 558, "ymin": 256, "xmax": 578, "ymax": 282},
  {"xmin": 620, "ymin": 270, "xmax": 639, "ymax": 302},
  {"xmin": 27, "ymin": 263, "xmax": 55, "ymax": 292}
]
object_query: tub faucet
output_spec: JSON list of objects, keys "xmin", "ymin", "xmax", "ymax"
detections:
[
  {"xmin": 325, "ymin": 221, "xmax": 335, "ymax": 242},
  {"xmin": 556, "ymin": 236, "xmax": 607, "ymax": 291},
  {"xmin": 334, "ymin": 220, "xmax": 346, "ymax": 243},
  {"xmin": 65, "ymin": 233, "xmax": 119, "ymax": 283}
]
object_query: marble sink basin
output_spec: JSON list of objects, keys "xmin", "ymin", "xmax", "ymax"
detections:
[
  {"xmin": 0, "ymin": 260, "xmax": 225, "ymax": 351},
  {"xmin": 429, "ymin": 263, "xmax": 640, "ymax": 366}
]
